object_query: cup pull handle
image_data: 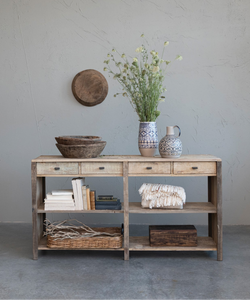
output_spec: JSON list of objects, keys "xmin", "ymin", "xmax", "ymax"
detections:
[
  {"xmin": 54, "ymin": 167, "xmax": 60, "ymax": 171},
  {"xmin": 192, "ymin": 167, "xmax": 198, "ymax": 170},
  {"xmin": 146, "ymin": 167, "xmax": 152, "ymax": 170},
  {"xmin": 99, "ymin": 167, "xmax": 105, "ymax": 170}
]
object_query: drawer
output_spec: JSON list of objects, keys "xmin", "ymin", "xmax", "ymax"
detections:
[
  {"xmin": 129, "ymin": 162, "xmax": 171, "ymax": 175},
  {"xmin": 80, "ymin": 162, "xmax": 123, "ymax": 176},
  {"xmin": 37, "ymin": 163, "xmax": 79, "ymax": 175},
  {"xmin": 174, "ymin": 162, "xmax": 216, "ymax": 175}
]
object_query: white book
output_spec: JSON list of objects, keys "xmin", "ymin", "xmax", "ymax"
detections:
[
  {"xmin": 51, "ymin": 189, "xmax": 73, "ymax": 196},
  {"xmin": 46, "ymin": 193, "xmax": 73, "ymax": 200},
  {"xmin": 72, "ymin": 179, "xmax": 78, "ymax": 207},
  {"xmin": 44, "ymin": 204, "xmax": 76, "ymax": 211},
  {"xmin": 76, "ymin": 178, "xmax": 85, "ymax": 210},
  {"xmin": 44, "ymin": 198, "xmax": 74, "ymax": 203},
  {"xmin": 81, "ymin": 185, "xmax": 87, "ymax": 210},
  {"xmin": 44, "ymin": 200, "xmax": 75, "ymax": 205}
]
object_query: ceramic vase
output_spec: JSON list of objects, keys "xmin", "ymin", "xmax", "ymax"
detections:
[
  {"xmin": 138, "ymin": 122, "xmax": 158, "ymax": 157},
  {"xmin": 159, "ymin": 125, "xmax": 182, "ymax": 158}
]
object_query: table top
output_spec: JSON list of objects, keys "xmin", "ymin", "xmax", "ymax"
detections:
[{"xmin": 32, "ymin": 154, "xmax": 222, "ymax": 163}]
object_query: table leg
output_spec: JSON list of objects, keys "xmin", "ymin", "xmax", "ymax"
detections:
[
  {"xmin": 123, "ymin": 162, "xmax": 129, "ymax": 261},
  {"xmin": 208, "ymin": 161, "xmax": 223, "ymax": 261}
]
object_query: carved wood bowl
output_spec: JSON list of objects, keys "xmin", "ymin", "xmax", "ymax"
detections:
[
  {"xmin": 55, "ymin": 136, "xmax": 102, "ymax": 145},
  {"xmin": 56, "ymin": 142, "xmax": 106, "ymax": 158}
]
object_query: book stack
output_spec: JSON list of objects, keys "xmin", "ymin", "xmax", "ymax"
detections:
[
  {"xmin": 44, "ymin": 189, "xmax": 75, "ymax": 210},
  {"xmin": 72, "ymin": 178, "xmax": 96, "ymax": 210},
  {"xmin": 95, "ymin": 195, "xmax": 121, "ymax": 210}
]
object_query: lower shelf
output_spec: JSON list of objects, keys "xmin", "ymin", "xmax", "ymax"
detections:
[
  {"xmin": 38, "ymin": 236, "xmax": 216, "ymax": 252},
  {"xmin": 129, "ymin": 236, "xmax": 217, "ymax": 251}
]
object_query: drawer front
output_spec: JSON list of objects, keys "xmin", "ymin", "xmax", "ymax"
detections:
[
  {"xmin": 174, "ymin": 162, "xmax": 216, "ymax": 175},
  {"xmin": 80, "ymin": 162, "xmax": 123, "ymax": 176},
  {"xmin": 129, "ymin": 162, "xmax": 171, "ymax": 175},
  {"xmin": 37, "ymin": 163, "xmax": 79, "ymax": 175}
]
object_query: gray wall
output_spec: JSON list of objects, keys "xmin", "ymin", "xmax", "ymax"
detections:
[{"xmin": 0, "ymin": 0, "xmax": 250, "ymax": 225}]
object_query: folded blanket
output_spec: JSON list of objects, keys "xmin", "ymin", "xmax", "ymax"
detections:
[{"xmin": 138, "ymin": 183, "xmax": 186, "ymax": 209}]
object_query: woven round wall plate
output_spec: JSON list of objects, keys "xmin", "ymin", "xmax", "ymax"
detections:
[{"xmin": 72, "ymin": 69, "xmax": 108, "ymax": 107}]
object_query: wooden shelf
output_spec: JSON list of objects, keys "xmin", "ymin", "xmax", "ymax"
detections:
[
  {"xmin": 37, "ymin": 202, "xmax": 216, "ymax": 214},
  {"xmin": 38, "ymin": 236, "xmax": 216, "ymax": 252},
  {"xmin": 37, "ymin": 203, "xmax": 124, "ymax": 214},
  {"xmin": 38, "ymin": 237, "xmax": 124, "ymax": 251},
  {"xmin": 129, "ymin": 202, "xmax": 217, "ymax": 213},
  {"xmin": 129, "ymin": 236, "xmax": 217, "ymax": 251}
]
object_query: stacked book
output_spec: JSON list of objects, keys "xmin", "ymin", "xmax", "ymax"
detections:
[
  {"xmin": 95, "ymin": 195, "xmax": 121, "ymax": 210},
  {"xmin": 44, "ymin": 189, "xmax": 75, "ymax": 210},
  {"xmin": 72, "ymin": 178, "xmax": 96, "ymax": 210}
]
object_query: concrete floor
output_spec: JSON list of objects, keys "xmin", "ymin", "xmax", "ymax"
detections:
[{"xmin": 0, "ymin": 224, "xmax": 250, "ymax": 299}]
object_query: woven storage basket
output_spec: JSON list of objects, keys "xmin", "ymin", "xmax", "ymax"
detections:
[{"xmin": 47, "ymin": 227, "xmax": 123, "ymax": 249}]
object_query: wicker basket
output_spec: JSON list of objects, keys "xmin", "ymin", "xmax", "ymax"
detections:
[{"xmin": 47, "ymin": 227, "xmax": 123, "ymax": 249}]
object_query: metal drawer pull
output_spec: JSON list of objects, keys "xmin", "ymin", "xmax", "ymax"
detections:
[
  {"xmin": 146, "ymin": 167, "xmax": 152, "ymax": 170},
  {"xmin": 54, "ymin": 167, "xmax": 60, "ymax": 171},
  {"xmin": 192, "ymin": 167, "xmax": 198, "ymax": 170},
  {"xmin": 99, "ymin": 167, "xmax": 105, "ymax": 170}
]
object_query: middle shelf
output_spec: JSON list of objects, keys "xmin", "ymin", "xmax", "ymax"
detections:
[{"xmin": 37, "ymin": 202, "xmax": 216, "ymax": 214}]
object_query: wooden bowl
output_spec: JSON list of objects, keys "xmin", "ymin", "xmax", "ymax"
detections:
[
  {"xmin": 56, "ymin": 142, "xmax": 106, "ymax": 158},
  {"xmin": 55, "ymin": 136, "xmax": 102, "ymax": 145}
]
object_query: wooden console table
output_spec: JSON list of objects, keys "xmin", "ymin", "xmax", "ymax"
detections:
[{"xmin": 31, "ymin": 155, "xmax": 222, "ymax": 260}]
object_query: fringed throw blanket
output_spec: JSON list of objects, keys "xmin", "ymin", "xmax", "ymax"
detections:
[{"xmin": 139, "ymin": 183, "xmax": 186, "ymax": 209}]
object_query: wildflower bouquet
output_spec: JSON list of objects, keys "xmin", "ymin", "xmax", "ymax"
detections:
[{"xmin": 104, "ymin": 35, "xmax": 182, "ymax": 122}]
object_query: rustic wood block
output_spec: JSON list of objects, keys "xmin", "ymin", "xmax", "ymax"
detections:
[{"xmin": 149, "ymin": 225, "xmax": 197, "ymax": 247}]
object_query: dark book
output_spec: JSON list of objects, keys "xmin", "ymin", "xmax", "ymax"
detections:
[
  {"xmin": 97, "ymin": 195, "xmax": 113, "ymax": 200},
  {"xmin": 95, "ymin": 203, "xmax": 122, "ymax": 210},
  {"xmin": 96, "ymin": 199, "xmax": 120, "ymax": 205},
  {"xmin": 96, "ymin": 197, "xmax": 117, "ymax": 203}
]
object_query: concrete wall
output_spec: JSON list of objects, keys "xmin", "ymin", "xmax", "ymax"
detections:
[{"xmin": 0, "ymin": 0, "xmax": 250, "ymax": 225}]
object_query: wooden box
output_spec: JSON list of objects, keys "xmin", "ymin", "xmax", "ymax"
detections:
[{"xmin": 149, "ymin": 225, "xmax": 197, "ymax": 247}]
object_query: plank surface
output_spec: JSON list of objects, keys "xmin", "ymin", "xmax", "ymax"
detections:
[
  {"xmin": 129, "ymin": 202, "xmax": 216, "ymax": 213},
  {"xmin": 32, "ymin": 154, "xmax": 222, "ymax": 163},
  {"xmin": 37, "ymin": 203, "xmax": 124, "ymax": 213},
  {"xmin": 129, "ymin": 236, "xmax": 217, "ymax": 251}
]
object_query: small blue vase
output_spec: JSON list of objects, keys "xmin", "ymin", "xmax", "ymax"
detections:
[{"xmin": 138, "ymin": 122, "xmax": 158, "ymax": 157}]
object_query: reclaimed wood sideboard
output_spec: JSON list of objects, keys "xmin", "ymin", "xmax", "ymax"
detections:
[{"xmin": 31, "ymin": 155, "xmax": 222, "ymax": 261}]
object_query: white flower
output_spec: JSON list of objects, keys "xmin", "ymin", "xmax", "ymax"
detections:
[
  {"xmin": 152, "ymin": 66, "xmax": 159, "ymax": 73},
  {"xmin": 164, "ymin": 41, "xmax": 169, "ymax": 46},
  {"xmin": 176, "ymin": 55, "xmax": 183, "ymax": 61},
  {"xmin": 136, "ymin": 46, "xmax": 143, "ymax": 53},
  {"xmin": 133, "ymin": 57, "xmax": 138, "ymax": 62}
]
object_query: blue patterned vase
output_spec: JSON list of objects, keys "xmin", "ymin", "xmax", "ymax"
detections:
[
  {"xmin": 138, "ymin": 122, "xmax": 158, "ymax": 157},
  {"xmin": 159, "ymin": 125, "xmax": 182, "ymax": 158}
]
